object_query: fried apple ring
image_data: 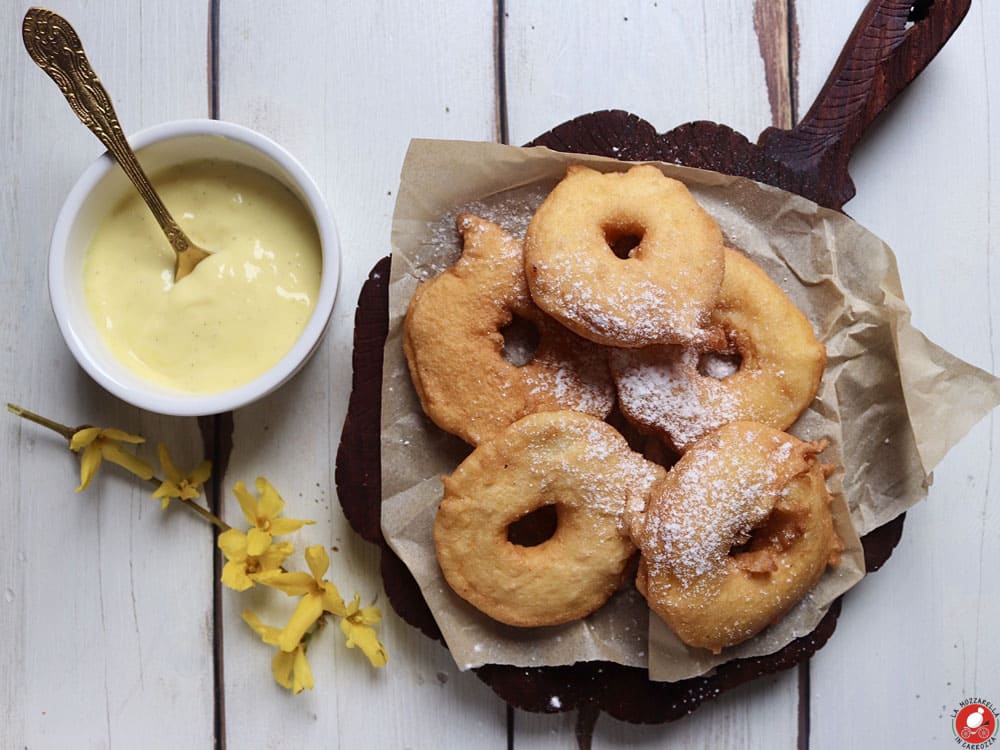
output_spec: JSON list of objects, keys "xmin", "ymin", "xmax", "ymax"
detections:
[
  {"xmin": 611, "ymin": 248, "xmax": 826, "ymax": 452},
  {"xmin": 630, "ymin": 422, "xmax": 842, "ymax": 654},
  {"xmin": 434, "ymin": 411, "xmax": 666, "ymax": 627},
  {"xmin": 403, "ymin": 214, "xmax": 615, "ymax": 445},
  {"xmin": 524, "ymin": 164, "xmax": 726, "ymax": 349}
]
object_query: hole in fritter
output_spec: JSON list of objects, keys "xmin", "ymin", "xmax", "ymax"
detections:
[
  {"xmin": 500, "ymin": 315, "xmax": 540, "ymax": 366},
  {"xmin": 726, "ymin": 524, "xmax": 772, "ymax": 573},
  {"xmin": 604, "ymin": 225, "xmax": 644, "ymax": 259},
  {"xmin": 728, "ymin": 508, "xmax": 803, "ymax": 573},
  {"xmin": 729, "ymin": 539, "xmax": 754, "ymax": 556},
  {"xmin": 697, "ymin": 351, "xmax": 742, "ymax": 379},
  {"xmin": 507, "ymin": 504, "xmax": 558, "ymax": 547}
]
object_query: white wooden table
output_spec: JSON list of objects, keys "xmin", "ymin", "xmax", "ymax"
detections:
[{"xmin": 2, "ymin": 2, "xmax": 997, "ymax": 748}]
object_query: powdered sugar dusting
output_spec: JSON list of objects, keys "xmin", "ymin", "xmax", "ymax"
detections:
[
  {"xmin": 523, "ymin": 364, "xmax": 612, "ymax": 416},
  {"xmin": 638, "ymin": 425, "xmax": 799, "ymax": 590},
  {"xmin": 699, "ymin": 352, "xmax": 741, "ymax": 379},
  {"xmin": 418, "ymin": 184, "xmax": 551, "ymax": 279},
  {"xmin": 462, "ymin": 185, "xmax": 550, "ymax": 238},
  {"xmin": 530, "ymin": 251, "xmax": 712, "ymax": 346},
  {"xmin": 516, "ymin": 413, "xmax": 664, "ymax": 523},
  {"xmin": 611, "ymin": 346, "xmax": 744, "ymax": 449},
  {"xmin": 409, "ymin": 212, "xmax": 616, "ymax": 440}
]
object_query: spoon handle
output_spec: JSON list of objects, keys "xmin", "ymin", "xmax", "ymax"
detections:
[{"xmin": 22, "ymin": 7, "xmax": 193, "ymax": 255}]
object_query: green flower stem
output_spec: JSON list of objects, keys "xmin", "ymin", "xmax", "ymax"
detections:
[
  {"xmin": 178, "ymin": 496, "xmax": 230, "ymax": 531},
  {"xmin": 8, "ymin": 402, "xmax": 230, "ymax": 532},
  {"xmin": 301, "ymin": 616, "xmax": 327, "ymax": 651},
  {"xmin": 177, "ymin": 496, "xmax": 231, "ymax": 532},
  {"xmin": 7, "ymin": 403, "xmax": 76, "ymax": 440}
]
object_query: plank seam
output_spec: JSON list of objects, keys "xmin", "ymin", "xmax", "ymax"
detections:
[
  {"xmin": 495, "ymin": 0, "xmax": 509, "ymax": 144},
  {"xmin": 207, "ymin": 2, "xmax": 225, "ymax": 748},
  {"xmin": 209, "ymin": 0, "xmax": 220, "ymax": 121},
  {"xmin": 788, "ymin": 0, "xmax": 799, "ymax": 125},
  {"xmin": 797, "ymin": 660, "xmax": 810, "ymax": 750},
  {"xmin": 974, "ymin": 0, "xmax": 995, "ymax": 693}
]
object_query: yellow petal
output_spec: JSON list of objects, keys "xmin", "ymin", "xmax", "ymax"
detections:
[
  {"xmin": 242, "ymin": 609, "xmax": 266, "ymax": 635},
  {"xmin": 100, "ymin": 428, "xmax": 145, "ymax": 444},
  {"xmin": 217, "ymin": 529, "xmax": 248, "ymax": 563},
  {"xmin": 344, "ymin": 593, "xmax": 361, "ymax": 617},
  {"xmin": 160, "ymin": 496, "xmax": 171, "ymax": 510},
  {"xmin": 232, "ymin": 481, "xmax": 258, "ymax": 527},
  {"xmin": 358, "ymin": 605, "xmax": 382, "ymax": 626},
  {"xmin": 340, "ymin": 619, "xmax": 388, "ymax": 667},
  {"xmin": 246, "ymin": 527, "xmax": 272, "ymax": 557},
  {"xmin": 190, "ymin": 460, "xmax": 212, "ymax": 485},
  {"xmin": 179, "ymin": 484, "xmax": 201, "ymax": 500},
  {"xmin": 268, "ymin": 517, "xmax": 314, "ymax": 536},
  {"xmin": 101, "ymin": 442, "xmax": 154, "ymax": 480},
  {"xmin": 304, "ymin": 545, "xmax": 330, "ymax": 581},
  {"xmin": 76, "ymin": 443, "xmax": 103, "ymax": 492},
  {"xmin": 220, "ymin": 560, "xmax": 254, "ymax": 591},
  {"xmin": 242, "ymin": 610, "xmax": 282, "ymax": 645},
  {"xmin": 292, "ymin": 647, "xmax": 314, "ymax": 693},
  {"xmin": 70, "ymin": 427, "xmax": 100, "ymax": 452},
  {"xmin": 321, "ymin": 582, "xmax": 346, "ymax": 617},
  {"xmin": 271, "ymin": 649, "xmax": 295, "ymax": 690},
  {"xmin": 279, "ymin": 594, "xmax": 324, "ymax": 652},
  {"xmin": 157, "ymin": 443, "xmax": 181, "ymax": 483},
  {"xmin": 255, "ymin": 542, "xmax": 294, "ymax": 572},
  {"xmin": 152, "ymin": 480, "xmax": 181, "ymax": 500},
  {"xmin": 255, "ymin": 477, "xmax": 285, "ymax": 520},
  {"xmin": 255, "ymin": 571, "xmax": 315, "ymax": 596}
]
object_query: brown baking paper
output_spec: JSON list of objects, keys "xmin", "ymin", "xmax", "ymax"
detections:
[{"xmin": 379, "ymin": 139, "xmax": 1000, "ymax": 681}]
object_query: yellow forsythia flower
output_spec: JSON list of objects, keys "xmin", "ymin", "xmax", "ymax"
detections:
[
  {"xmin": 218, "ymin": 528, "xmax": 294, "ymax": 591},
  {"xmin": 340, "ymin": 594, "xmax": 388, "ymax": 667},
  {"xmin": 152, "ymin": 443, "xmax": 211, "ymax": 509},
  {"xmin": 233, "ymin": 477, "xmax": 314, "ymax": 556},
  {"xmin": 256, "ymin": 545, "xmax": 346, "ymax": 652},
  {"xmin": 243, "ymin": 611, "xmax": 314, "ymax": 694},
  {"xmin": 70, "ymin": 427, "xmax": 154, "ymax": 492}
]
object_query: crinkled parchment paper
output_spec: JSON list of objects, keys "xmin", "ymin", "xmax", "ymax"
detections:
[{"xmin": 380, "ymin": 139, "xmax": 1000, "ymax": 681}]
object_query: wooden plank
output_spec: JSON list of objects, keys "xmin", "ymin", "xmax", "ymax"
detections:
[
  {"xmin": 502, "ymin": 2, "xmax": 801, "ymax": 746},
  {"xmin": 503, "ymin": 0, "xmax": 787, "ymax": 147},
  {"xmin": 796, "ymin": 2, "xmax": 1000, "ymax": 748},
  {"xmin": 214, "ymin": 1, "xmax": 507, "ymax": 747},
  {"xmin": 0, "ymin": 1, "xmax": 216, "ymax": 747}
]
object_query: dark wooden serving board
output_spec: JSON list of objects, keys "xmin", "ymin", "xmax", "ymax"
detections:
[{"xmin": 335, "ymin": 0, "xmax": 970, "ymax": 739}]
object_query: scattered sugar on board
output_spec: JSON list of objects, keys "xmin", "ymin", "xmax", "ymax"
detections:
[
  {"xmin": 462, "ymin": 185, "xmax": 550, "ymax": 239},
  {"xmin": 419, "ymin": 186, "xmax": 546, "ymax": 278}
]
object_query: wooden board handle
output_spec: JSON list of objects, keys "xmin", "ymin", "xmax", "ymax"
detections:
[{"xmin": 757, "ymin": 0, "xmax": 971, "ymax": 209}]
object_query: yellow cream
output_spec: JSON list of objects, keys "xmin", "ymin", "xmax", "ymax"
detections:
[{"xmin": 83, "ymin": 159, "xmax": 322, "ymax": 394}]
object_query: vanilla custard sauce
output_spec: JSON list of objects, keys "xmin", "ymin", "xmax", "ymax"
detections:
[{"xmin": 83, "ymin": 159, "xmax": 322, "ymax": 393}]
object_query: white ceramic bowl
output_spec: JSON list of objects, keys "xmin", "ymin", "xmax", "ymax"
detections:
[{"xmin": 49, "ymin": 119, "xmax": 340, "ymax": 416}]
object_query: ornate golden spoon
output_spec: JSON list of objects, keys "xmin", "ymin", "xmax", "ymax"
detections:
[{"xmin": 22, "ymin": 7, "xmax": 210, "ymax": 282}]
